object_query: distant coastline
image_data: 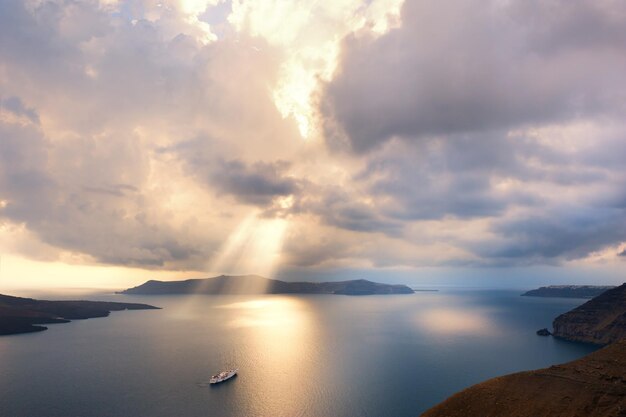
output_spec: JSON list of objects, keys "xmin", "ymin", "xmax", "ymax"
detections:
[
  {"xmin": 119, "ymin": 275, "xmax": 415, "ymax": 296},
  {"xmin": 521, "ymin": 285, "xmax": 615, "ymax": 299},
  {"xmin": 0, "ymin": 293, "xmax": 159, "ymax": 336}
]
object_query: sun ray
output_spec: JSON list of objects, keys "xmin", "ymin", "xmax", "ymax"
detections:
[{"xmin": 206, "ymin": 211, "xmax": 288, "ymax": 280}]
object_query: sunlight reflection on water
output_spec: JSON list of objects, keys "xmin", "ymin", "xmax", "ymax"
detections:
[
  {"xmin": 220, "ymin": 297, "xmax": 310, "ymax": 329},
  {"xmin": 0, "ymin": 291, "xmax": 599, "ymax": 417},
  {"xmin": 416, "ymin": 307, "xmax": 494, "ymax": 335}
]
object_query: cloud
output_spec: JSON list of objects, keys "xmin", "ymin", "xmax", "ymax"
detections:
[
  {"xmin": 1, "ymin": 0, "xmax": 625, "ymax": 278},
  {"xmin": 356, "ymin": 136, "xmax": 517, "ymax": 221},
  {"xmin": 294, "ymin": 186, "xmax": 404, "ymax": 235},
  {"xmin": 307, "ymin": 0, "xmax": 626, "ymax": 268},
  {"xmin": 479, "ymin": 206, "xmax": 626, "ymax": 264},
  {"xmin": 0, "ymin": 118, "xmax": 206, "ymax": 268},
  {"xmin": 323, "ymin": 124, "xmax": 626, "ymax": 266},
  {"xmin": 0, "ymin": 0, "xmax": 292, "ymax": 269},
  {"xmin": 0, "ymin": 97, "xmax": 40, "ymax": 124},
  {"xmin": 192, "ymin": 157, "xmax": 299, "ymax": 206},
  {"xmin": 323, "ymin": 0, "xmax": 626, "ymax": 152}
]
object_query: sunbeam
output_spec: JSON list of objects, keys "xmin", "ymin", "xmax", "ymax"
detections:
[
  {"xmin": 172, "ymin": 211, "xmax": 289, "ymax": 315},
  {"xmin": 207, "ymin": 211, "xmax": 288, "ymax": 280}
]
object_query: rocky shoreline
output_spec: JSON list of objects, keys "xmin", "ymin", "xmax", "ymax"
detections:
[
  {"xmin": 552, "ymin": 283, "xmax": 626, "ymax": 345},
  {"xmin": 421, "ymin": 283, "xmax": 626, "ymax": 416}
]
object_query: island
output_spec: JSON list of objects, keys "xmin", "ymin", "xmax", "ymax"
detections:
[
  {"xmin": 521, "ymin": 285, "xmax": 615, "ymax": 299},
  {"xmin": 119, "ymin": 275, "xmax": 415, "ymax": 296},
  {"xmin": 421, "ymin": 282, "xmax": 626, "ymax": 417},
  {"xmin": 0, "ymin": 293, "xmax": 160, "ymax": 336},
  {"xmin": 536, "ymin": 328, "xmax": 551, "ymax": 336}
]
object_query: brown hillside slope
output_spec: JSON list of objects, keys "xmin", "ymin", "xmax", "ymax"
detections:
[{"xmin": 421, "ymin": 339, "xmax": 626, "ymax": 417}]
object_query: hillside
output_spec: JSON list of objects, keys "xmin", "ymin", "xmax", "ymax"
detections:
[
  {"xmin": 421, "ymin": 282, "xmax": 626, "ymax": 417},
  {"xmin": 421, "ymin": 339, "xmax": 626, "ymax": 417},
  {"xmin": 552, "ymin": 283, "xmax": 626, "ymax": 345}
]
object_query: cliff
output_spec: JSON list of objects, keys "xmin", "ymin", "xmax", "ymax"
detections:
[
  {"xmin": 552, "ymin": 283, "xmax": 626, "ymax": 345},
  {"xmin": 522, "ymin": 285, "xmax": 615, "ymax": 299},
  {"xmin": 421, "ymin": 282, "xmax": 626, "ymax": 417},
  {"xmin": 0, "ymin": 294, "xmax": 159, "ymax": 336},
  {"xmin": 119, "ymin": 275, "xmax": 414, "ymax": 296},
  {"xmin": 421, "ymin": 339, "xmax": 626, "ymax": 417}
]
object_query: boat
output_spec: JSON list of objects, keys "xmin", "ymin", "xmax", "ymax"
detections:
[{"xmin": 210, "ymin": 368, "xmax": 238, "ymax": 384}]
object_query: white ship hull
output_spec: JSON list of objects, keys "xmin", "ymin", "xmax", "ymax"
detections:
[{"xmin": 210, "ymin": 369, "xmax": 238, "ymax": 384}]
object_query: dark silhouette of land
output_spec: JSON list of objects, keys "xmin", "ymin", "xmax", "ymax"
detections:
[
  {"xmin": 0, "ymin": 293, "xmax": 159, "ymax": 336},
  {"xmin": 119, "ymin": 275, "xmax": 415, "ymax": 296},
  {"xmin": 422, "ymin": 283, "xmax": 626, "ymax": 417},
  {"xmin": 553, "ymin": 283, "xmax": 626, "ymax": 345},
  {"xmin": 522, "ymin": 285, "xmax": 615, "ymax": 299}
]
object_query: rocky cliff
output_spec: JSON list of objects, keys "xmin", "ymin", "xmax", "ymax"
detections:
[
  {"xmin": 552, "ymin": 283, "xmax": 626, "ymax": 345},
  {"xmin": 421, "ymin": 282, "xmax": 626, "ymax": 417},
  {"xmin": 421, "ymin": 339, "xmax": 626, "ymax": 417}
]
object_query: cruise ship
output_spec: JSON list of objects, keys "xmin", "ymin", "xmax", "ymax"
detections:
[{"xmin": 210, "ymin": 369, "xmax": 238, "ymax": 384}]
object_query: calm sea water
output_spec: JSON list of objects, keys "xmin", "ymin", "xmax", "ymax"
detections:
[{"xmin": 0, "ymin": 289, "xmax": 597, "ymax": 417}]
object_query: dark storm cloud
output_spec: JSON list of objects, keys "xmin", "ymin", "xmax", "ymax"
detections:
[
  {"xmin": 511, "ymin": 0, "xmax": 626, "ymax": 53},
  {"xmin": 293, "ymin": 187, "xmax": 404, "ymax": 235},
  {"xmin": 478, "ymin": 207, "xmax": 626, "ymax": 263},
  {"xmin": 323, "ymin": 0, "xmax": 626, "ymax": 152},
  {"xmin": 311, "ymin": 0, "xmax": 626, "ymax": 266},
  {"xmin": 292, "ymin": 125, "xmax": 621, "ymax": 251},
  {"xmin": 0, "ymin": 97, "xmax": 40, "ymax": 124},
  {"xmin": 170, "ymin": 137, "xmax": 300, "ymax": 206},
  {"xmin": 347, "ymin": 129, "xmax": 612, "ymax": 225},
  {"xmin": 356, "ymin": 134, "xmax": 523, "ymax": 221},
  {"xmin": 208, "ymin": 159, "xmax": 299, "ymax": 205},
  {"xmin": 345, "ymin": 130, "xmax": 626, "ymax": 262}
]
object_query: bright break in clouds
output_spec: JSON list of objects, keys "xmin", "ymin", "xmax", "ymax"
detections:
[{"xmin": 1, "ymin": 0, "xmax": 625, "ymax": 287}]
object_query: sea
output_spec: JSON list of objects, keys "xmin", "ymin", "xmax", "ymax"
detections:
[{"xmin": 0, "ymin": 289, "xmax": 598, "ymax": 417}]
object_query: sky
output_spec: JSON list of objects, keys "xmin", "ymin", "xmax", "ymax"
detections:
[{"xmin": 1, "ymin": 0, "xmax": 625, "ymax": 290}]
